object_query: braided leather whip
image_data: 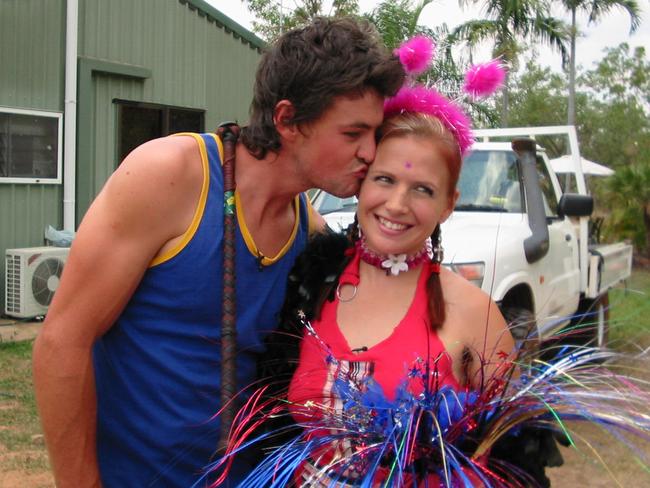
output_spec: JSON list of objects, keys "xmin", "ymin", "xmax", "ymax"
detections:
[{"xmin": 216, "ymin": 122, "xmax": 240, "ymax": 452}]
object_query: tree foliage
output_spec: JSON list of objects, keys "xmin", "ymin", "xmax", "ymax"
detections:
[
  {"xmin": 586, "ymin": 44, "xmax": 650, "ymax": 256},
  {"xmin": 606, "ymin": 165, "xmax": 650, "ymax": 258},
  {"xmin": 244, "ymin": 0, "xmax": 359, "ymax": 40},
  {"xmin": 582, "ymin": 43, "xmax": 649, "ymax": 107},
  {"xmin": 364, "ymin": 0, "xmax": 435, "ymax": 48},
  {"xmin": 555, "ymin": 0, "xmax": 641, "ymax": 125}
]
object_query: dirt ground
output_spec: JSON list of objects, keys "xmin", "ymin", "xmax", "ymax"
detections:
[
  {"xmin": 0, "ymin": 468, "xmax": 53, "ymax": 488},
  {"xmin": 0, "ymin": 442, "xmax": 53, "ymax": 488},
  {"xmin": 546, "ymin": 422, "xmax": 650, "ymax": 487}
]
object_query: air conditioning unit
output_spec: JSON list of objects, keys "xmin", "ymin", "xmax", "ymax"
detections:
[{"xmin": 5, "ymin": 247, "xmax": 70, "ymax": 319}]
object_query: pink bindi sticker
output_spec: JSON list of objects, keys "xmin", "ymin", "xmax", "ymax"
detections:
[{"xmin": 405, "ymin": 161, "xmax": 412, "ymax": 169}]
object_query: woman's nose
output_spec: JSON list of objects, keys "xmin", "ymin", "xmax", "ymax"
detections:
[{"xmin": 385, "ymin": 188, "xmax": 408, "ymax": 214}]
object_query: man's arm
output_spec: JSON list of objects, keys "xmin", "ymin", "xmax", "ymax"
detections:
[{"xmin": 32, "ymin": 136, "xmax": 203, "ymax": 487}]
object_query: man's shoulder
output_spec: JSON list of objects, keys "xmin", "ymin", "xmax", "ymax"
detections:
[
  {"xmin": 116, "ymin": 135, "xmax": 205, "ymax": 190},
  {"xmin": 126, "ymin": 134, "xmax": 201, "ymax": 167},
  {"xmin": 99, "ymin": 135, "xmax": 206, "ymax": 234}
]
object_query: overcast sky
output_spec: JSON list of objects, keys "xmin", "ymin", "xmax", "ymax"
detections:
[{"xmin": 210, "ymin": 0, "xmax": 649, "ymax": 74}]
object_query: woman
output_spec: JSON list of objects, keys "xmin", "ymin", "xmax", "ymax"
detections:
[{"xmin": 282, "ymin": 106, "xmax": 515, "ymax": 486}]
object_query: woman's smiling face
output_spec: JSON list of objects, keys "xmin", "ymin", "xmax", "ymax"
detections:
[{"xmin": 357, "ymin": 134, "xmax": 459, "ymax": 257}]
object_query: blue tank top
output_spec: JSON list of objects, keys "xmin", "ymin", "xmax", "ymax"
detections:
[{"xmin": 93, "ymin": 133, "xmax": 312, "ymax": 487}]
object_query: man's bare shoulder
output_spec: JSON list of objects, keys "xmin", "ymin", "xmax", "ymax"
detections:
[
  {"xmin": 116, "ymin": 135, "xmax": 201, "ymax": 184},
  {"xmin": 92, "ymin": 135, "xmax": 204, "ymax": 242}
]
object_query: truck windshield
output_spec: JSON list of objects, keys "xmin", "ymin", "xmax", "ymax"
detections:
[
  {"xmin": 456, "ymin": 150, "xmax": 523, "ymax": 213},
  {"xmin": 318, "ymin": 194, "xmax": 358, "ymax": 215}
]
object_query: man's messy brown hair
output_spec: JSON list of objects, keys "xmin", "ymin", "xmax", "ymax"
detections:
[{"xmin": 241, "ymin": 17, "xmax": 405, "ymax": 159}]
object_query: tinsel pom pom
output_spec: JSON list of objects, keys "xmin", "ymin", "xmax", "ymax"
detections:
[
  {"xmin": 463, "ymin": 60, "xmax": 507, "ymax": 99},
  {"xmin": 394, "ymin": 35, "xmax": 436, "ymax": 75}
]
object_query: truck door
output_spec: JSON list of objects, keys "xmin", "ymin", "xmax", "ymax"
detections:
[{"xmin": 533, "ymin": 156, "xmax": 581, "ymax": 327}]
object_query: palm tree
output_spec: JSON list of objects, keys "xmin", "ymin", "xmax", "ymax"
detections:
[
  {"xmin": 558, "ymin": 0, "xmax": 641, "ymax": 126},
  {"xmin": 449, "ymin": 0, "xmax": 569, "ymax": 125}
]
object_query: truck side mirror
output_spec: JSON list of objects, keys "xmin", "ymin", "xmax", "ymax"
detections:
[{"xmin": 557, "ymin": 193, "xmax": 593, "ymax": 218}]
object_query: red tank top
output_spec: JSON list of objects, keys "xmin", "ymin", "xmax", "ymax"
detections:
[
  {"xmin": 288, "ymin": 251, "xmax": 460, "ymax": 415},
  {"xmin": 287, "ymin": 251, "xmax": 464, "ymax": 485}
]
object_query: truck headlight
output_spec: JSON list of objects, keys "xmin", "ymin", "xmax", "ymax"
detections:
[{"xmin": 448, "ymin": 262, "xmax": 485, "ymax": 289}]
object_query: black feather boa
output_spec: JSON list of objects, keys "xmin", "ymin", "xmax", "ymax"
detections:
[{"xmin": 258, "ymin": 230, "xmax": 352, "ymax": 386}]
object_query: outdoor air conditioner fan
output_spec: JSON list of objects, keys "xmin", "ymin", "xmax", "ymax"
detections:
[{"xmin": 5, "ymin": 247, "xmax": 70, "ymax": 318}]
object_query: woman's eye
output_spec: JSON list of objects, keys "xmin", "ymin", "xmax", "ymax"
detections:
[
  {"xmin": 344, "ymin": 131, "xmax": 361, "ymax": 139},
  {"xmin": 374, "ymin": 175, "xmax": 393, "ymax": 184},
  {"xmin": 416, "ymin": 186, "xmax": 434, "ymax": 196}
]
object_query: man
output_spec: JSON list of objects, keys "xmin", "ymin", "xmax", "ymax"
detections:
[{"xmin": 32, "ymin": 16, "xmax": 404, "ymax": 487}]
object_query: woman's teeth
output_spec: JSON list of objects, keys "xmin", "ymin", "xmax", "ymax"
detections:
[{"xmin": 378, "ymin": 217, "xmax": 407, "ymax": 231}]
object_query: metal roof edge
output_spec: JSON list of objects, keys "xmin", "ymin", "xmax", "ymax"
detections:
[{"xmin": 179, "ymin": 0, "xmax": 266, "ymax": 52}]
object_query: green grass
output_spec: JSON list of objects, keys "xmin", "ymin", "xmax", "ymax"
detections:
[
  {"xmin": 0, "ymin": 339, "xmax": 50, "ymax": 472},
  {"xmin": 608, "ymin": 267, "xmax": 650, "ymax": 349}
]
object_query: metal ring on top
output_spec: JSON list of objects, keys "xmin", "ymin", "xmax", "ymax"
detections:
[{"xmin": 336, "ymin": 283, "xmax": 358, "ymax": 302}]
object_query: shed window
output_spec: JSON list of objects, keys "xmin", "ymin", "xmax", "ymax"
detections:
[
  {"xmin": 0, "ymin": 107, "xmax": 62, "ymax": 184},
  {"xmin": 115, "ymin": 100, "xmax": 204, "ymax": 164}
]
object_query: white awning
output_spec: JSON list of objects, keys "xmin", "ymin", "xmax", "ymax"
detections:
[{"xmin": 549, "ymin": 155, "xmax": 615, "ymax": 176}]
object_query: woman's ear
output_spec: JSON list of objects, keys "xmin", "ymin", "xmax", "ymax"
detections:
[{"xmin": 273, "ymin": 100, "xmax": 299, "ymax": 141}]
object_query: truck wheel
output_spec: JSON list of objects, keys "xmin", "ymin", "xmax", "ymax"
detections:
[
  {"xmin": 570, "ymin": 293, "xmax": 610, "ymax": 348},
  {"xmin": 501, "ymin": 307, "xmax": 539, "ymax": 362}
]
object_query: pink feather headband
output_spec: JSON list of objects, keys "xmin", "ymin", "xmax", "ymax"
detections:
[{"xmin": 387, "ymin": 37, "xmax": 506, "ymax": 155}]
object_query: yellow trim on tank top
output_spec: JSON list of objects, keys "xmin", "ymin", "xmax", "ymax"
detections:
[
  {"xmin": 305, "ymin": 197, "xmax": 319, "ymax": 235},
  {"xmin": 236, "ymin": 189, "xmax": 302, "ymax": 266},
  {"xmin": 149, "ymin": 133, "xmax": 224, "ymax": 267}
]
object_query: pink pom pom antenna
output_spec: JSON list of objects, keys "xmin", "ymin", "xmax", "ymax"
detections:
[
  {"xmin": 463, "ymin": 60, "xmax": 507, "ymax": 99},
  {"xmin": 394, "ymin": 36, "xmax": 436, "ymax": 76}
]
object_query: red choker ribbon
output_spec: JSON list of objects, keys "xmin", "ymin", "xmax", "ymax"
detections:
[{"xmin": 355, "ymin": 236, "xmax": 435, "ymax": 276}]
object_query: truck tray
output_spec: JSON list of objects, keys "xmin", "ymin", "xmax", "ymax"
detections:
[{"xmin": 587, "ymin": 242, "xmax": 633, "ymax": 298}]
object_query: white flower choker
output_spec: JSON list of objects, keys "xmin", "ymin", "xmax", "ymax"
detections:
[{"xmin": 356, "ymin": 236, "xmax": 433, "ymax": 276}]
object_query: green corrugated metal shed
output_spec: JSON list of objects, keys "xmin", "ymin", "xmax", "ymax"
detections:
[{"xmin": 0, "ymin": 0, "xmax": 264, "ymax": 314}]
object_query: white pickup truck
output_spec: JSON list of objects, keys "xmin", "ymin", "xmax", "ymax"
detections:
[{"xmin": 313, "ymin": 126, "xmax": 633, "ymax": 347}]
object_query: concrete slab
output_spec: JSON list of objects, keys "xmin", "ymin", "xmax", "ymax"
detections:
[{"xmin": 0, "ymin": 318, "xmax": 43, "ymax": 343}]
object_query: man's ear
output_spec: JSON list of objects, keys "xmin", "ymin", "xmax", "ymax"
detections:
[{"xmin": 274, "ymin": 100, "xmax": 299, "ymax": 141}]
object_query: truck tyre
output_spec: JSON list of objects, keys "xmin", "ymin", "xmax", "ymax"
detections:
[
  {"xmin": 501, "ymin": 307, "xmax": 539, "ymax": 362},
  {"xmin": 570, "ymin": 293, "xmax": 610, "ymax": 348}
]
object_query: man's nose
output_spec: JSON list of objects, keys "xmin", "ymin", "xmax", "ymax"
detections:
[{"xmin": 357, "ymin": 134, "xmax": 376, "ymax": 165}]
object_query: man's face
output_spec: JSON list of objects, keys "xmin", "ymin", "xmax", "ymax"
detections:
[{"xmin": 293, "ymin": 89, "xmax": 384, "ymax": 198}]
